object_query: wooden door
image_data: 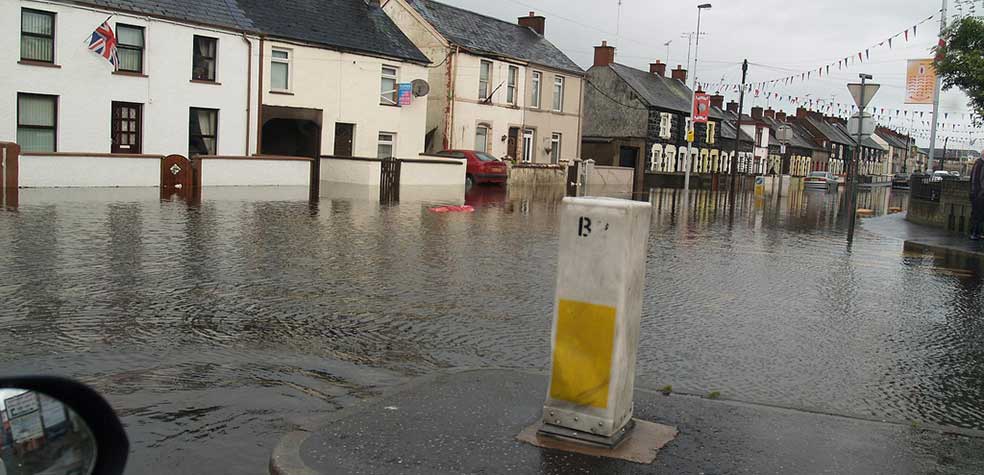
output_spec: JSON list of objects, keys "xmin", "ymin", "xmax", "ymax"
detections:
[
  {"xmin": 334, "ymin": 123, "xmax": 354, "ymax": 157},
  {"xmin": 111, "ymin": 102, "xmax": 142, "ymax": 154},
  {"xmin": 507, "ymin": 127, "xmax": 519, "ymax": 160},
  {"xmin": 161, "ymin": 154, "xmax": 194, "ymax": 195}
]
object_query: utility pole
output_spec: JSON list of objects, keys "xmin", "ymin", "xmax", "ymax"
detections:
[
  {"xmin": 729, "ymin": 59, "xmax": 749, "ymax": 201},
  {"xmin": 941, "ymin": 136, "xmax": 950, "ymax": 171},
  {"xmin": 928, "ymin": 0, "xmax": 948, "ymax": 171},
  {"xmin": 684, "ymin": 3, "xmax": 712, "ymax": 193}
]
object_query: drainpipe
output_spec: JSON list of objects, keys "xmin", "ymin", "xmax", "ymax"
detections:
[
  {"xmin": 445, "ymin": 46, "xmax": 459, "ymax": 150},
  {"xmin": 576, "ymin": 75, "xmax": 584, "ymax": 159},
  {"xmin": 242, "ymin": 33, "xmax": 252, "ymax": 156},
  {"xmin": 256, "ymin": 36, "xmax": 265, "ymax": 154}
]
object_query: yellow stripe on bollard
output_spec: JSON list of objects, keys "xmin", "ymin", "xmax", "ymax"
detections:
[{"xmin": 549, "ymin": 299, "xmax": 616, "ymax": 409}]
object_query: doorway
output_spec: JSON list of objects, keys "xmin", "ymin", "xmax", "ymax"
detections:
[
  {"xmin": 334, "ymin": 123, "xmax": 354, "ymax": 157},
  {"xmin": 522, "ymin": 129, "xmax": 535, "ymax": 163},
  {"xmin": 507, "ymin": 127, "xmax": 519, "ymax": 160}
]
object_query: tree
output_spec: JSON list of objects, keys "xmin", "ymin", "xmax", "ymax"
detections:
[{"xmin": 934, "ymin": 17, "xmax": 984, "ymax": 123}]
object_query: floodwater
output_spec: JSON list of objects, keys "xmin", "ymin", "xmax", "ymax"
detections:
[{"xmin": 0, "ymin": 183, "xmax": 981, "ymax": 474}]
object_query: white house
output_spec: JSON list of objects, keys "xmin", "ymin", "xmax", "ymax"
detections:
[{"xmin": 383, "ymin": 0, "xmax": 584, "ymax": 164}]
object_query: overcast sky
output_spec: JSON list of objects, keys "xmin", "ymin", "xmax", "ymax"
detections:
[{"xmin": 438, "ymin": 0, "xmax": 982, "ymax": 148}]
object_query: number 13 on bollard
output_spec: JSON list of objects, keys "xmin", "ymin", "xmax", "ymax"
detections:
[{"xmin": 542, "ymin": 197, "xmax": 652, "ymax": 444}]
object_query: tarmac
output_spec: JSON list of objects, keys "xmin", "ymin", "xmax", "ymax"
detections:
[
  {"xmin": 270, "ymin": 369, "xmax": 984, "ymax": 474},
  {"xmin": 862, "ymin": 212, "xmax": 984, "ymax": 265}
]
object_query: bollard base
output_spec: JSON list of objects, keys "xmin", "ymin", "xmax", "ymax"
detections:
[
  {"xmin": 536, "ymin": 419, "xmax": 635, "ymax": 449},
  {"xmin": 518, "ymin": 418, "xmax": 677, "ymax": 465}
]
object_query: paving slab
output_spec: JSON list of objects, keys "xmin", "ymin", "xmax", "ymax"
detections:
[
  {"xmin": 271, "ymin": 369, "xmax": 984, "ymax": 474},
  {"xmin": 863, "ymin": 213, "xmax": 984, "ymax": 264}
]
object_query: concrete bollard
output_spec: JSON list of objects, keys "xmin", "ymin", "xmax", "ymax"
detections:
[{"xmin": 541, "ymin": 196, "xmax": 652, "ymax": 446}]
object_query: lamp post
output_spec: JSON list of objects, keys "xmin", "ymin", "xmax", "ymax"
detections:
[
  {"xmin": 846, "ymin": 73, "xmax": 879, "ymax": 244},
  {"xmin": 684, "ymin": 3, "xmax": 711, "ymax": 193}
]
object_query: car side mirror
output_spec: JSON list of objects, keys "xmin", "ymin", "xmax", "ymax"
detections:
[{"xmin": 0, "ymin": 376, "xmax": 128, "ymax": 475}]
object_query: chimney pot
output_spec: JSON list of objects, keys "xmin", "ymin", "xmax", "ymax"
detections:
[
  {"xmin": 776, "ymin": 111, "xmax": 787, "ymax": 122},
  {"xmin": 518, "ymin": 11, "xmax": 545, "ymax": 35},
  {"xmin": 671, "ymin": 65, "xmax": 688, "ymax": 83},
  {"xmin": 593, "ymin": 41, "xmax": 615, "ymax": 68},
  {"xmin": 796, "ymin": 107, "xmax": 809, "ymax": 119},
  {"xmin": 751, "ymin": 106, "xmax": 764, "ymax": 119},
  {"xmin": 709, "ymin": 94, "xmax": 724, "ymax": 110},
  {"xmin": 726, "ymin": 101, "xmax": 738, "ymax": 113},
  {"xmin": 764, "ymin": 108, "xmax": 776, "ymax": 119},
  {"xmin": 649, "ymin": 60, "xmax": 666, "ymax": 77}
]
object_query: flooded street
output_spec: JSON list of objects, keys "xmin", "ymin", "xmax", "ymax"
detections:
[{"xmin": 1, "ymin": 184, "xmax": 982, "ymax": 474}]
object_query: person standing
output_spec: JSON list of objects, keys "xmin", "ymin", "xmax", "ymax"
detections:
[{"xmin": 970, "ymin": 152, "xmax": 984, "ymax": 240}]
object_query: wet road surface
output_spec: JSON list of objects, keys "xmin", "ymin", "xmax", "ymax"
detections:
[{"xmin": 1, "ymin": 184, "xmax": 981, "ymax": 473}]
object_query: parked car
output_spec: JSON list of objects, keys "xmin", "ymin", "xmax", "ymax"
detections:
[
  {"xmin": 437, "ymin": 150, "xmax": 507, "ymax": 187},
  {"xmin": 804, "ymin": 171, "xmax": 837, "ymax": 190},
  {"xmin": 950, "ymin": 171, "xmax": 961, "ymax": 177},
  {"xmin": 930, "ymin": 170, "xmax": 951, "ymax": 182}
]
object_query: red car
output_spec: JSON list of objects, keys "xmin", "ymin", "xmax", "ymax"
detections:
[{"xmin": 437, "ymin": 150, "xmax": 507, "ymax": 186}]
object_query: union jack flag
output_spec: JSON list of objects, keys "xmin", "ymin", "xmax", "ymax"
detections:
[{"xmin": 88, "ymin": 20, "xmax": 118, "ymax": 67}]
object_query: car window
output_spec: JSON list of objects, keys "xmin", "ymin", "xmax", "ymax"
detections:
[{"xmin": 474, "ymin": 152, "xmax": 498, "ymax": 162}]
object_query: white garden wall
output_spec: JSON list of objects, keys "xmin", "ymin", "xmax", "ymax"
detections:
[
  {"xmin": 198, "ymin": 157, "xmax": 310, "ymax": 186},
  {"xmin": 400, "ymin": 156, "xmax": 465, "ymax": 186},
  {"xmin": 321, "ymin": 158, "xmax": 381, "ymax": 185},
  {"xmin": 19, "ymin": 154, "xmax": 160, "ymax": 187}
]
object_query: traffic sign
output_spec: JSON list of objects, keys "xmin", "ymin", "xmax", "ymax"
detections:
[{"xmin": 847, "ymin": 83, "xmax": 881, "ymax": 109}]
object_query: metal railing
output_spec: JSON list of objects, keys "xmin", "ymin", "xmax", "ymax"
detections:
[{"xmin": 909, "ymin": 174, "xmax": 941, "ymax": 202}]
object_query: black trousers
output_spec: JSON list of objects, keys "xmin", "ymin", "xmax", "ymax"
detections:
[{"xmin": 972, "ymin": 194, "xmax": 984, "ymax": 235}]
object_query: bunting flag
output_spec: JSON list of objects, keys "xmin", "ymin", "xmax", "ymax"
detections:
[
  {"xmin": 889, "ymin": 37, "xmax": 893, "ymax": 48},
  {"xmin": 865, "ymin": 49, "xmax": 870, "ymax": 60},
  {"xmin": 858, "ymin": 51, "xmax": 863, "ymax": 62},
  {"xmin": 905, "ymin": 29, "xmax": 909, "ymax": 41}
]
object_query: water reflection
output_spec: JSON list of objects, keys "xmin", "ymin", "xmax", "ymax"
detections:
[{"xmin": 0, "ymin": 185, "xmax": 978, "ymax": 474}]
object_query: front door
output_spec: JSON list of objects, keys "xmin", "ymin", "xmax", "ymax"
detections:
[
  {"xmin": 507, "ymin": 127, "xmax": 519, "ymax": 160},
  {"xmin": 522, "ymin": 129, "xmax": 535, "ymax": 163},
  {"xmin": 334, "ymin": 123, "xmax": 354, "ymax": 157},
  {"xmin": 111, "ymin": 102, "xmax": 142, "ymax": 154}
]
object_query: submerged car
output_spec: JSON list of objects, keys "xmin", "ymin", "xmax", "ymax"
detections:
[
  {"xmin": 437, "ymin": 150, "xmax": 508, "ymax": 187},
  {"xmin": 804, "ymin": 171, "xmax": 837, "ymax": 190}
]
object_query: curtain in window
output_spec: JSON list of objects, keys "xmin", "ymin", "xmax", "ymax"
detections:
[
  {"xmin": 271, "ymin": 62, "xmax": 288, "ymax": 90},
  {"xmin": 17, "ymin": 95, "xmax": 55, "ymax": 152},
  {"xmin": 189, "ymin": 109, "xmax": 216, "ymax": 156},
  {"xmin": 21, "ymin": 11, "xmax": 53, "ymax": 62},
  {"xmin": 116, "ymin": 26, "xmax": 143, "ymax": 71},
  {"xmin": 194, "ymin": 37, "xmax": 216, "ymax": 80},
  {"xmin": 198, "ymin": 110, "xmax": 216, "ymax": 155},
  {"xmin": 475, "ymin": 127, "xmax": 488, "ymax": 153}
]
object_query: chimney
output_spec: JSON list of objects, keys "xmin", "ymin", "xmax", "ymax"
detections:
[
  {"xmin": 671, "ymin": 65, "xmax": 687, "ymax": 82},
  {"xmin": 710, "ymin": 94, "xmax": 724, "ymax": 110},
  {"xmin": 649, "ymin": 60, "xmax": 666, "ymax": 77},
  {"xmin": 796, "ymin": 107, "xmax": 809, "ymax": 119},
  {"xmin": 518, "ymin": 11, "xmax": 545, "ymax": 35},
  {"xmin": 776, "ymin": 111, "xmax": 787, "ymax": 122},
  {"xmin": 764, "ymin": 108, "xmax": 776, "ymax": 119},
  {"xmin": 593, "ymin": 40, "xmax": 615, "ymax": 67},
  {"xmin": 726, "ymin": 101, "xmax": 739, "ymax": 113},
  {"xmin": 751, "ymin": 106, "xmax": 763, "ymax": 119}
]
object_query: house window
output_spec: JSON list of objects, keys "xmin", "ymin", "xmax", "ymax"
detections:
[
  {"xmin": 755, "ymin": 127, "xmax": 763, "ymax": 147},
  {"xmin": 659, "ymin": 113, "xmax": 671, "ymax": 139},
  {"xmin": 21, "ymin": 9, "xmax": 55, "ymax": 63},
  {"xmin": 192, "ymin": 36, "xmax": 217, "ymax": 81},
  {"xmin": 189, "ymin": 108, "xmax": 218, "ymax": 156},
  {"xmin": 271, "ymin": 48, "xmax": 290, "ymax": 91},
  {"xmin": 116, "ymin": 24, "xmax": 145, "ymax": 73},
  {"xmin": 475, "ymin": 125, "xmax": 489, "ymax": 153},
  {"xmin": 507, "ymin": 66, "xmax": 518, "ymax": 105},
  {"xmin": 479, "ymin": 60, "xmax": 492, "ymax": 101},
  {"xmin": 707, "ymin": 122, "xmax": 716, "ymax": 144},
  {"xmin": 552, "ymin": 76, "xmax": 565, "ymax": 111},
  {"xmin": 111, "ymin": 102, "xmax": 142, "ymax": 154},
  {"xmin": 531, "ymin": 71, "xmax": 541, "ymax": 109},
  {"xmin": 17, "ymin": 93, "xmax": 57, "ymax": 153},
  {"xmin": 381, "ymin": 65, "xmax": 399, "ymax": 105},
  {"xmin": 550, "ymin": 133, "xmax": 562, "ymax": 163},
  {"xmin": 378, "ymin": 132, "xmax": 396, "ymax": 158},
  {"xmin": 522, "ymin": 128, "xmax": 535, "ymax": 163}
]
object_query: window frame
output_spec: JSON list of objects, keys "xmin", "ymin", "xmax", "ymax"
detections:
[
  {"xmin": 377, "ymin": 132, "xmax": 397, "ymax": 159},
  {"xmin": 192, "ymin": 35, "xmax": 218, "ymax": 82},
  {"xmin": 20, "ymin": 8, "xmax": 56, "ymax": 64},
  {"xmin": 16, "ymin": 92, "xmax": 58, "ymax": 153},
  {"xmin": 380, "ymin": 65, "xmax": 399, "ymax": 106},
  {"xmin": 475, "ymin": 124, "xmax": 490, "ymax": 153},
  {"xmin": 522, "ymin": 128, "xmax": 535, "ymax": 163},
  {"xmin": 707, "ymin": 121, "xmax": 716, "ymax": 144},
  {"xmin": 270, "ymin": 47, "xmax": 292, "ymax": 92},
  {"xmin": 552, "ymin": 75, "xmax": 565, "ymax": 112},
  {"xmin": 506, "ymin": 65, "xmax": 518, "ymax": 105},
  {"xmin": 530, "ymin": 71, "xmax": 542, "ymax": 109},
  {"xmin": 479, "ymin": 60, "xmax": 492, "ymax": 101},
  {"xmin": 115, "ymin": 23, "xmax": 145, "ymax": 73},
  {"xmin": 111, "ymin": 101, "xmax": 143, "ymax": 154},
  {"xmin": 550, "ymin": 132, "xmax": 562, "ymax": 164},
  {"xmin": 188, "ymin": 107, "xmax": 218, "ymax": 157},
  {"xmin": 659, "ymin": 113, "xmax": 671, "ymax": 139}
]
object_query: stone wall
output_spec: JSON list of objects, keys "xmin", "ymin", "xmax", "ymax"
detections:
[
  {"xmin": 507, "ymin": 162, "xmax": 567, "ymax": 186},
  {"xmin": 907, "ymin": 178, "xmax": 973, "ymax": 233}
]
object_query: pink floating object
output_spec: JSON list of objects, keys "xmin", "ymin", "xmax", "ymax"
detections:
[{"xmin": 429, "ymin": 205, "xmax": 475, "ymax": 213}]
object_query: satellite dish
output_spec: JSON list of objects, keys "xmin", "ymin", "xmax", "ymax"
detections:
[{"xmin": 411, "ymin": 79, "xmax": 430, "ymax": 97}]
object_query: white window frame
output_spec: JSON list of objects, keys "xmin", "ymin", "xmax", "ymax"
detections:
[
  {"xmin": 552, "ymin": 75, "xmax": 565, "ymax": 112},
  {"xmin": 707, "ymin": 121, "xmax": 716, "ymax": 144},
  {"xmin": 377, "ymin": 132, "xmax": 396, "ymax": 158},
  {"xmin": 475, "ymin": 124, "xmax": 490, "ymax": 153},
  {"xmin": 479, "ymin": 60, "xmax": 492, "ymax": 101},
  {"xmin": 522, "ymin": 128, "xmax": 535, "ymax": 163},
  {"xmin": 531, "ymin": 71, "xmax": 541, "ymax": 109},
  {"xmin": 270, "ymin": 47, "xmax": 291, "ymax": 92},
  {"xmin": 381, "ymin": 65, "xmax": 399, "ymax": 106},
  {"xmin": 550, "ymin": 132, "xmax": 561, "ymax": 164},
  {"xmin": 507, "ymin": 65, "xmax": 518, "ymax": 105},
  {"xmin": 659, "ymin": 113, "xmax": 671, "ymax": 139}
]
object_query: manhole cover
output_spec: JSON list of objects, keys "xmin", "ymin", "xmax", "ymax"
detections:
[{"xmin": 170, "ymin": 164, "xmax": 182, "ymax": 175}]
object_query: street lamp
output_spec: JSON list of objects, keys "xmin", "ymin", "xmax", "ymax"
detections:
[{"xmin": 684, "ymin": 3, "xmax": 711, "ymax": 193}]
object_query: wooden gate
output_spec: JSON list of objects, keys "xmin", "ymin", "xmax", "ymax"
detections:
[
  {"xmin": 566, "ymin": 160, "xmax": 580, "ymax": 196},
  {"xmin": 379, "ymin": 157, "xmax": 401, "ymax": 203},
  {"xmin": 161, "ymin": 154, "xmax": 195, "ymax": 198},
  {"xmin": 1, "ymin": 142, "xmax": 19, "ymax": 209}
]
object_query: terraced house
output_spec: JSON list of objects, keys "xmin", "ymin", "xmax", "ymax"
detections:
[{"xmin": 382, "ymin": 0, "xmax": 584, "ymax": 164}]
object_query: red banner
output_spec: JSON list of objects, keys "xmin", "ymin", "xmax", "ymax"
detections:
[{"xmin": 693, "ymin": 93, "xmax": 710, "ymax": 124}]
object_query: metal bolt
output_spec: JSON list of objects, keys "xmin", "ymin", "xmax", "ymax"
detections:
[
  {"xmin": 598, "ymin": 422, "xmax": 603, "ymax": 427},
  {"xmin": 549, "ymin": 412, "xmax": 555, "ymax": 417},
  {"xmin": 555, "ymin": 419, "xmax": 560, "ymax": 424},
  {"xmin": 573, "ymin": 417, "xmax": 578, "ymax": 422}
]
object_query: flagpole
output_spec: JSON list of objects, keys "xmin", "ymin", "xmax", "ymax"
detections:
[{"xmin": 928, "ymin": 0, "xmax": 947, "ymax": 171}]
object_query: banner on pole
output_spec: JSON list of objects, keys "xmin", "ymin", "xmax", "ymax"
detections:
[
  {"xmin": 905, "ymin": 59, "xmax": 935, "ymax": 104},
  {"xmin": 693, "ymin": 93, "xmax": 710, "ymax": 124}
]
